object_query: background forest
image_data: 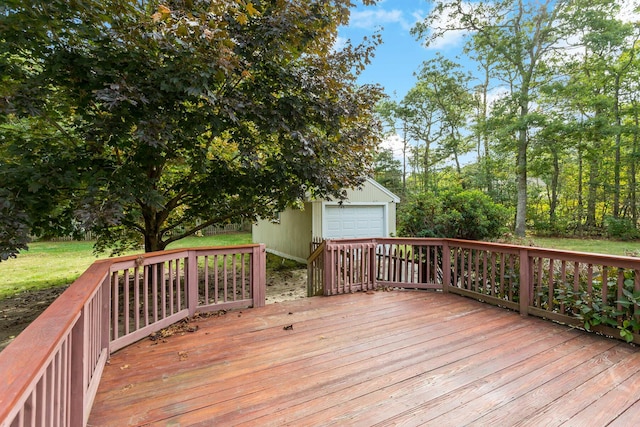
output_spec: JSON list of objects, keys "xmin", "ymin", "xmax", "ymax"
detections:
[{"xmin": 374, "ymin": 0, "xmax": 640, "ymax": 241}]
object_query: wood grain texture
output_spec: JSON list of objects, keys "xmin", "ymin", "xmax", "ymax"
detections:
[{"xmin": 88, "ymin": 291, "xmax": 640, "ymax": 427}]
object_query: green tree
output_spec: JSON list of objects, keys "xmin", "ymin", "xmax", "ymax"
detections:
[
  {"xmin": 401, "ymin": 81, "xmax": 441, "ymax": 192},
  {"xmin": 376, "ymin": 99, "xmax": 412, "ymax": 193},
  {"xmin": 372, "ymin": 148, "xmax": 403, "ymax": 196},
  {"xmin": 0, "ymin": 0, "xmax": 383, "ymax": 256},
  {"xmin": 569, "ymin": 0, "xmax": 639, "ymax": 219},
  {"xmin": 416, "ymin": 55, "xmax": 474, "ymax": 183},
  {"xmin": 555, "ymin": 0, "xmax": 639, "ymax": 230},
  {"xmin": 415, "ymin": 0, "xmax": 567, "ymax": 237}
]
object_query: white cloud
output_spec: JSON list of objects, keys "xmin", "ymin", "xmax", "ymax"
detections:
[
  {"xmin": 426, "ymin": 29, "xmax": 469, "ymax": 49},
  {"xmin": 618, "ymin": 0, "xmax": 640, "ymax": 23},
  {"xmin": 486, "ymin": 86, "xmax": 509, "ymax": 109},
  {"xmin": 332, "ymin": 35, "xmax": 348, "ymax": 52},
  {"xmin": 350, "ymin": 8, "xmax": 411, "ymax": 31},
  {"xmin": 380, "ymin": 134, "xmax": 406, "ymax": 161},
  {"xmin": 423, "ymin": 1, "xmax": 476, "ymax": 49}
]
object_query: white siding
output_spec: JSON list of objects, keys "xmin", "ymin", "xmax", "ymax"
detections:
[{"xmin": 252, "ymin": 203, "xmax": 312, "ymax": 262}]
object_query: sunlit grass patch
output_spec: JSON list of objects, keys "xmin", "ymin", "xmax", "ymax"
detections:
[{"xmin": 0, "ymin": 233, "xmax": 252, "ymax": 299}]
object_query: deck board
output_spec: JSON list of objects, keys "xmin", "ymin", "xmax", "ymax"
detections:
[{"xmin": 89, "ymin": 291, "xmax": 640, "ymax": 426}]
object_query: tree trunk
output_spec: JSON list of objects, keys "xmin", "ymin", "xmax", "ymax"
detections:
[
  {"xmin": 613, "ymin": 74, "xmax": 622, "ymax": 218},
  {"xmin": 586, "ymin": 152, "xmax": 599, "ymax": 229},
  {"xmin": 577, "ymin": 144, "xmax": 584, "ymax": 235},
  {"xmin": 482, "ymin": 66, "xmax": 493, "ymax": 194},
  {"xmin": 514, "ymin": 83, "xmax": 530, "ymax": 237},
  {"xmin": 423, "ymin": 142, "xmax": 430, "ymax": 191},
  {"xmin": 402, "ymin": 122, "xmax": 408, "ymax": 194},
  {"xmin": 514, "ymin": 69, "xmax": 532, "ymax": 238},
  {"xmin": 143, "ymin": 208, "xmax": 168, "ymax": 252},
  {"xmin": 631, "ymin": 108, "xmax": 639, "ymax": 226},
  {"xmin": 144, "ymin": 233, "xmax": 167, "ymax": 252},
  {"xmin": 549, "ymin": 148, "xmax": 559, "ymax": 230},
  {"xmin": 515, "ymin": 129, "xmax": 528, "ymax": 237}
]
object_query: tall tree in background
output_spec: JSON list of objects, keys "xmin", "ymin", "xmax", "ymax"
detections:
[
  {"xmin": 0, "ymin": 0, "xmax": 383, "ymax": 257},
  {"xmin": 376, "ymin": 99, "xmax": 412, "ymax": 193},
  {"xmin": 372, "ymin": 148, "xmax": 403, "ymax": 196},
  {"xmin": 549, "ymin": 0, "xmax": 640, "ymax": 230},
  {"xmin": 402, "ymin": 80, "xmax": 441, "ymax": 192},
  {"xmin": 415, "ymin": 0, "xmax": 567, "ymax": 237},
  {"xmin": 417, "ymin": 55, "xmax": 474, "ymax": 184},
  {"xmin": 470, "ymin": 51, "xmax": 497, "ymax": 195}
]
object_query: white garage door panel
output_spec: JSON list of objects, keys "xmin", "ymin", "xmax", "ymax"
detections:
[{"xmin": 324, "ymin": 205, "xmax": 385, "ymax": 238}]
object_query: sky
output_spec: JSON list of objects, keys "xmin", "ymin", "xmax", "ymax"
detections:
[
  {"xmin": 337, "ymin": 0, "xmax": 472, "ymax": 157},
  {"xmin": 337, "ymin": 0, "xmax": 467, "ymax": 101},
  {"xmin": 338, "ymin": 0, "xmax": 640, "ymax": 107}
]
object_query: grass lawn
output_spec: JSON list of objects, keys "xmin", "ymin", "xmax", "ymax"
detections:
[
  {"xmin": 0, "ymin": 233, "xmax": 252, "ymax": 299},
  {"xmin": 531, "ymin": 236, "xmax": 640, "ymax": 256}
]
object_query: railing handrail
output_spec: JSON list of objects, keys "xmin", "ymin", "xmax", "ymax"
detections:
[
  {"xmin": 0, "ymin": 244, "xmax": 266, "ymax": 426},
  {"xmin": 307, "ymin": 240, "xmax": 327, "ymax": 264},
  {"xmin": 328, "ymin": 237, "xmax": 640, "ymax": 265},
  {"xmin": 0, "ymin": 260, "xmax": 110, "ymax": 424}
]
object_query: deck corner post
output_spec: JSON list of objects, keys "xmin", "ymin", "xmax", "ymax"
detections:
[
  {"xmin": 519, "ymin": 248, "xmax": 530, "ymax": 317},
  {"xmin": 187, "ymin": 251, "xmax": 199, "ymax": 317},
  {"xmin": 442, "ymin": 240, "xmax": 451, "ymax": 292},
  {"xmin": 251, "ymin": 244, "xmax": 266, "ymax": 307}
]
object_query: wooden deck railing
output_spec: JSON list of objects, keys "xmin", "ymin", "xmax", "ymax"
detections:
[
  {"xmin": 309, "ymin": 238, "xmax": 640, "ymax": 344},
  {"xmin": 307, "ymin": 240, "xmax": 326, "ymax": 297},
  {"xmin": 0, "ymin": 244, "xmax": 266, "ymax": 427}
]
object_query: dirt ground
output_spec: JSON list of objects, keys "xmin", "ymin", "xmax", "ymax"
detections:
[{"xmin": 0, "ymin": 267, "xmax": 307, "ymax": 351}]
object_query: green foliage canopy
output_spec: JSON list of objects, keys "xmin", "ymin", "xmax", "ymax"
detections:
[
  {"xmin": 0, "ymin": 0, "xmax": 383, "ymax": 256},
  {"xmin": 397, "ymin": 190, "xmax": 511, "ymax": 241}
]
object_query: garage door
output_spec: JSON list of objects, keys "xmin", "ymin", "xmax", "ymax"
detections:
[{"xmin": 324, "ymin": 205, "xmax": 385, "ymax": 239}]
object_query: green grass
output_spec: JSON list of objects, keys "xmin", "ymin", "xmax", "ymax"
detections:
[
  {"xmin": 0, "ymin": 233, "xmax": 252, "ymax": 299},
  {"xmin": 531, "ymin": 237, "xmax": 640, "ymax": 257}
]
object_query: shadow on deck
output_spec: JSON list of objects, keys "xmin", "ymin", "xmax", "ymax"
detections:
[{"xmin": 89, "ymin": 290, "xmax": 640, "ymax": 426}]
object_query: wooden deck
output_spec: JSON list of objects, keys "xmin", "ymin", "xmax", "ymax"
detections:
[{"xmin": 88, "ymin": 290, "xmax": 640, "ymax": 426}]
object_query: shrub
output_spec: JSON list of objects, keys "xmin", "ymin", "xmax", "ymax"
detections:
[
  {"xmin": 604, "ymin": 217, "xmax": 640, "ymax": 241},
  {"xmin": 398, "ymin": 190, "xmax": 510, "ymax": 241}
]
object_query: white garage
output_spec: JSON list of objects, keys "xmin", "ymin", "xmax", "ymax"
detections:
[
  {"xmin": 253, "ymin": 178, "xmax": 400, "ymax": 262},
  {"xmin": 323, "ymin": 204, "xmax": 387, "ymax": 239}
]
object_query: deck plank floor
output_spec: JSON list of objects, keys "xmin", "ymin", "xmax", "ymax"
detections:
[{"xmin": 89, "ymin": 291, "xmax": 640, "ymax": 426}]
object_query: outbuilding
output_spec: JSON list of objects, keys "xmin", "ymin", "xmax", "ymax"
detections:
[{"xmin": 252, "ymin": 178, "xmax": 401, "ymax": 263}]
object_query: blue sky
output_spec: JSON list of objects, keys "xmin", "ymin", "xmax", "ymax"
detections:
[
  {"xmin": 338, "ymin": 0, "xmax": 467, "ymax": 101},
  {"xmin": 338, "ymin": 0, "xmax": 640, "ymax": 101},
  {"xmin": 338, "ymin": 0, "xmax": 470, "ymax": 157}
]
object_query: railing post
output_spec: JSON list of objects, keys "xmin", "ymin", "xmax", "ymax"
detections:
[
  {"xmin": 370, "ymin": 240, "xmax": 377, "ymax": 289},
  {"xmin": 323, "ymin": 242, "xmax": 332, "ymax": 296},
  {"xmin": 187, "ymin": 251, "xmax": 198, "ymax": 317},
  {"xmin": 251, "ymin": 244, "xmax": 266, "ymax": 307},
  {"xmin": 70, "ymin": 309, "xmax": 87, "ymax": 427},
  {"xmin": 519, "ymin": 248, "xmax": 530, "ymax": 317},
  {"xmin": 101, "ymin": 276, "xmax": 110, "ymax": 352},
  {"xmin": 442, "ymin": 240, "xmax": 451, "ymax": 292}
]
